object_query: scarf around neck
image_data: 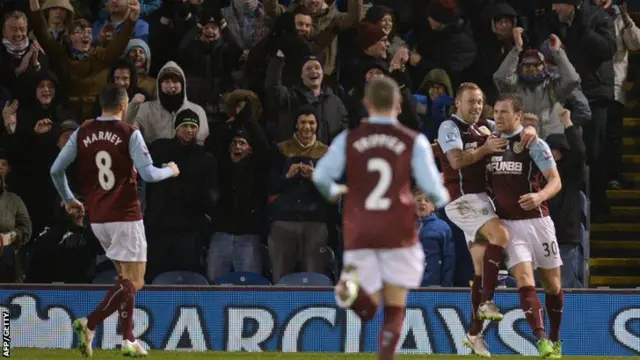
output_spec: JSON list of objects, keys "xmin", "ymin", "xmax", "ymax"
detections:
[{"xmin": 2, "ymin": 38, "xmax": 29, "ymax": 59}]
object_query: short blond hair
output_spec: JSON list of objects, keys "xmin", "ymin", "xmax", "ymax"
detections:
[
  {"xmin": 364, "ymin": 77, "xmax": 400, "ymax": 112},
  {"xmin": 455, "ymin": 82, "xmax": 484, "ymax": 101}
]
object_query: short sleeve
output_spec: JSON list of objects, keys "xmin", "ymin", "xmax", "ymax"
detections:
[{"xmin": 437, "ymin": 120, "xmax": 464, "ymax": 154}]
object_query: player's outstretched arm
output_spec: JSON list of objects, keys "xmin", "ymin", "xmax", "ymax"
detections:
[
  {"xmin": 412, "ymin": 134, "xmax": 450, "ymax": 208},
  {"xmin": 50, "ymin": 130, "xmax": 79, "ymax": 204},
  {"xmin": 129, "ymin": 130, "xmax": 178, "ymax": 182},
  {"xmin": 312, "ymin": 130, "xmax": 348, "ymax": 202}
]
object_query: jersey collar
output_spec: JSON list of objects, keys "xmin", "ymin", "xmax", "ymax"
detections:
[
  {"xmin": 501, "ymin": 126, "xmax": 524, "ymax": 139},
  {"xmin": 96, "ymin": 116, "xmax": 121, "ymax": 121},
  {"xmin": 368, "ymin": 116, "xmax": 397, "ymax": 125}
]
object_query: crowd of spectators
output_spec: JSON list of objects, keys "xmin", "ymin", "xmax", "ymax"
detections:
[{"xmin": 0, "ymin": 0, "xmax": 638, "ymax": 288}]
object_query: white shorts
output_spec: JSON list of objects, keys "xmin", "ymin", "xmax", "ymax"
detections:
[
  {"xmin": 91, "ymin": 220, "xmax": 147, "ymax": 262},
  {"xmin": 444, "ymin": 193, "xmax": 497, "ymax": 246},
  {"xmin": 342, "ymin": 243, "xmax": 425, "ymax": 294},
  {"xmin": 503, "ymin": 217, "xmax": 563, "ymax": 270}
]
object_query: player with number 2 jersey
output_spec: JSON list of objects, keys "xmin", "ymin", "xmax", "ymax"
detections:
[{"xmin": 313, "ymin": 77, "xmax": 449, "ymax": 360}]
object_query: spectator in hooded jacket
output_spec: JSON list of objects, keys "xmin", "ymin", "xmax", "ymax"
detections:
[
  {"xmin": 547, "ymin": 108, "xmax": 587, "ymax": 288},
  {"xmin": 127, "ymin": 61, "xmax": 209, "ymax": 145},
  {"xmin": 414, "ymin": 188, "xmax": 454, "ymax": 287},
  {"xmin": 40, "ymin": 0, "xmax": 75, "ymax": 43}
]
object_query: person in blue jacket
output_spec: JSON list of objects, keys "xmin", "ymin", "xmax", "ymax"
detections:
[{"xmin": 415, "ymin": 189, "xmax": 455, "ymax": 287}]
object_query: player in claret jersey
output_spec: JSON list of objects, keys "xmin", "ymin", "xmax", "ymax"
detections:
[
  {"xmin": 488, "ymin": 94, "xmax": 563, "ymax": 359},
  {"xmin": 50, "ymin": 85, "xmax": 180, "ymax": 357},
  {"xmin": 436, "ymin": 83, "xmax": 538, "ymax": 357},
  {"xmin": 313, "ymin": 77, "xmax": 449, "ymax": 360}
]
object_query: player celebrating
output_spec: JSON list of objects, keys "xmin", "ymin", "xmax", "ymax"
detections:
[
  {"xmin": 488, "ymin": 94, "xmax": 563, "ymax": 359},
  {"xmin": 50, "ymin": 85, "xmax": 180, "ymax": 357},
  {"xmin": 436, "ymin": 82, "xmax": 538, "ymax": 356},
  {"xmin": 312, "ymin": 77, "xmax": 449, "ymax": 360}
]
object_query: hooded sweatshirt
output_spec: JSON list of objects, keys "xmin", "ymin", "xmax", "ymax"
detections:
[{"xmin": 126, "ymin": 61, "xmax": 209, "ymax": 145}]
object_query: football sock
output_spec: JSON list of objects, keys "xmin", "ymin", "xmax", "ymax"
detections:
[
  {"xmin": 480, "ymin": 244, "xmax": 504, "ymax": 303},
  {"xmin": 545, "ymin": 290, "xmax": 564, "ymax": 342},
  {"xmin": 518, "ymin": 286, "xmax": 546, "ymax": 340},
  {"xmin": 119, "ymin": 291, "xmax": 136, "ymax": 342},
  {"xmin": 352, "ymin": 288, "xmax": 377, "ymax": 322},
  {"xmin": 87, "ymin": 279, "xmax": 135, "ymax": 331},
  {"xmin": 469, "ymin": 275, "xmax": 484, "ymax": 336},
  {"xmin": 378, "ymin": 306, "xmax": 404, "ymax": 360}
]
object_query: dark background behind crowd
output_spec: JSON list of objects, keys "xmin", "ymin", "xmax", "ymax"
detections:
[{"xmin": 0, "ymin": 0, "xmax": 639, "ymax": 288}]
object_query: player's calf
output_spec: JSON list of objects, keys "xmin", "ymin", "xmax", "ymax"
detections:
[
  {"xmin": 477, "ymin": 220, "xmax": 509, "ymax": 321},
  {"xmin": 378, "ymin": 305, "xmax": 404, "ymax": 360}
]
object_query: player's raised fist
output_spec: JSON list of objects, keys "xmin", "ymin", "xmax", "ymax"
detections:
[
  {"xmin": 165, "ymin": 161, "xmax": 180, "ymax": 177},
  {"xmin": 65, "ymin": 199, "xmax": 85, "ymax": 217}
]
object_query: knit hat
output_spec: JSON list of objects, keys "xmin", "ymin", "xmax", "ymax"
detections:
[
  {"xmin": 174, "ymin": 109, "xmax": 199, "ymax": 129},
  {"xmin": 302, "ymin": 55, "xmax": 324, "ymax": 69},
  {"xmin": 521, "ymin": 49, "xmax": 545, "ymax": 65},
  {"xmin": 358, "ymin": 22, "xmax": 387, "ymax": 50},
  {"xmin": 428, "ymin": 2, "xmax": 460, "ymax": 25},
  {"xmin": 295, "ymin": 105, "xmax": 319, "ymax": 122}
]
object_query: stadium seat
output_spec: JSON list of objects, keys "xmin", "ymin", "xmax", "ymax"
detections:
[
  {"xmin": 152, "ymin": 271, "xmax": 209, "ymax": 285},
  {"xmin": 277, "ymin": 272, "xmax": 333, "ymax": 286},
  {"xmin": 93, "ymin": 269, "xmax": 119, "ymax": 284},
  {"xmin": 213, "ymin": 271, "xmax": 271, "ymax": 286},
  {"xmin": 321, "ymin": 246, "xmax": 339, "ymax": 283}
]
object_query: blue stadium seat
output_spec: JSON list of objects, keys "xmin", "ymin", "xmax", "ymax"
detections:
[
  {"xmin": 580, "ymin": 191, "xmax": 588, "ymax": 225},
  {"xmin": 93, "ymin": 269, "xmax": 119, "ymax": 284},
  {"xmin": 213, "ymin": 271, "xmax": 271, "ymax": 286},
  {"xmin": 152, "ymin": 271, "xmax": 209, "ymax": 285},
  {"xmin": 277, "ymin": 272, "xmax": 333, "ymax": 286}
]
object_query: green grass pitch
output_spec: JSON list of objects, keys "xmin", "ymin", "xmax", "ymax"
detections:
[{"xmin": 8, "ymin": 349, "xmax": 633, "ymax": 360}]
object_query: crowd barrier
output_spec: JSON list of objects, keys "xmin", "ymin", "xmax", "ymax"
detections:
[{"xmin": 0, "ymin": 285, "xmax": 638, "ymax": 356}]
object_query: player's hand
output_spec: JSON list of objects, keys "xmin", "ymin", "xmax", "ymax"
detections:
[
  {"xmin": 330, "ymin": 184, "xmax": 348, "ymax": 202},
  {"xmin": 483, "ymin": 137, "xmax": 508, "ymax": 153},
  {"xmin": 65, "ymin": 199, "xmax": 85, "ymax": 217},
  {"xmin": 286, "ymin": 163, "xmax": 300, "ymax": 179},
  {"xmin": 520, "ymin": 125, "xmax": 538, "ymax": 148},
  {"xmin": 132, "ymin": 93, "xmax": 146, "ymax": 103},
  {"xmin": 165, "ymin": 161, "xmax": 180, "ymax": 177},
  {"xmin": 518, "ymin": 192, "xmax": 543, "ymax": 211},
  {"xmin": 34, "ymin": 118, "xmax": 53, "ymax": 134}
]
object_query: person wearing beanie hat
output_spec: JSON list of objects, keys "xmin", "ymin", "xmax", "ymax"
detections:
[
  {"xmin": 123, "ymin": 40, "xmax": 154, "ymax": 95},
  {"xmin": 358, "ymin": 22, "xmax": 389, "ymax": 59},
  {"xmin": 427, "ymin": 2, "xmax": 461, "ymax": 28},
  {"xmin": 174, "ymin": 108, "xmax": 199, "ymax": 132}
]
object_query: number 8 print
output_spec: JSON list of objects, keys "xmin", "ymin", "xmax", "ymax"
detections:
[{"xmin": 96, "ymin": 150, "xmax": 115, "ymax": 191}]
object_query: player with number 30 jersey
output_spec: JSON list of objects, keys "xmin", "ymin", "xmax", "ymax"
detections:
[{"xmin": 313, "ymin": 77, "xmax": 449, "ymax": 360}]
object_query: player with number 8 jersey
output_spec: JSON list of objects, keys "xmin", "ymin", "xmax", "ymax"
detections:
[
  {"xmin": 313, "ymin": 77, "xmax": 449, "ymax": 360},
  {"xmin": 76, "ymin": 120, "xmax": 142, "ymax": 223},
  {"xmin": 51, "ymin": 85, "xmax": 179, "ymax": 357}
]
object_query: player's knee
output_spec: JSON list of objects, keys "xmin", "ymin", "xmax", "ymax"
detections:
[
  {"xmin": 543, "ymin": 279, "xmax": 562, "ymax": 295},
  {"xmin": 513, "ymin": 271, "xmax": 535, "ymax": 289},
  {"xmin": 487, "ymin": 224, "xmax": 509, "ymax": 248}
]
